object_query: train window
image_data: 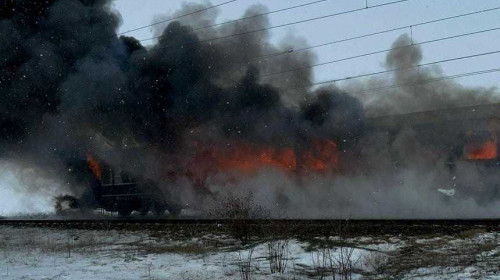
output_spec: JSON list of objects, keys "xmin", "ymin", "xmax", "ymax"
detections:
[
  {"xmin": 121, "ymin": 171, "xmax": 132, "ymax": 183},
  {"xmin": 100, "ymin": 165, "xmax": 112, "ymax": 185}
]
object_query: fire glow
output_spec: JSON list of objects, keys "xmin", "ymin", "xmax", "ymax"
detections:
[
  {"xmin": 187, "ymin": 139, "xmax": 339, "ymax": 184},
  {"xmin": 86, "ymin": 139, "xmax": 340, "ymax": 187},
  {"xmin": 464, "ymin": 138, "xmax": 498, "ymax": 160},
  {"xmin": 86, "ymin": 154, "xmax": 102, "ymax": 180}
]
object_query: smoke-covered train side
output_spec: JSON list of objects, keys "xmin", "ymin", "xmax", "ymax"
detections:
[
  {"xmin": 367, "ymin": 103, "xmax": 500, "ymax": 202},
  {"xmin": 367, "ymin": 103, "xmax": 500, "ymax": 160},
  {"xmin": 75, "ymin": 140, "xmax": 343, "ymax": 216},
  {"xmin": 56, "ymin": 150, "xmax": 182, "ymax": 217},
  {"xmin": 87, "ymin": 155, "xmax": 175, "ymax": 216},
  {"xmin": 64, "ymin": 103, "xmax": 500, "ymax": 216}
]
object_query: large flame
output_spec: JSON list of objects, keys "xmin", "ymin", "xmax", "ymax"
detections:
[
  {"xmin": 86, "ymin": 154, "xmax": 102, "ymax": 180},
  {"xmin": 215, "ymin": 146, "xmax": 297, "ymax": 173},
  {"xmin": 187, "ymin": 139, "xmax": 339, "ymax": 185}
]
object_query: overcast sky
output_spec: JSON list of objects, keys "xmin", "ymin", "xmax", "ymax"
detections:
[{"xmin": 112, "ymin": 0, "xmax": 500, "ymax": 90}]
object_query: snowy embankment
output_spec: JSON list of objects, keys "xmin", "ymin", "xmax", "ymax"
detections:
[{"xmin": 0, "ymin": 225, "xmax": 499, "ymax": 279}]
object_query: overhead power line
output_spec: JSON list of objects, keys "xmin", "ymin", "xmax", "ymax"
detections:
[
  {"xmin": 139, "ymin": 0, "xmax": 329, "ymax": 42},
  {"xmin": 275, "ymin": 50, "xmax": 500, "ymax": 90},
  {"xmin": 254, "ymin": 6, "xmax": 500, "ymax": 61},
  {"xmin": 131, "ymin": 0, "xmax": 412, "ymax": 56},
  {"xmin": 354, "ymin": 67, "xmax": 500, "ymax": 94},
  {"xmin": 118, "ymin": 2, "xmax": 500, "ymax": 97},
  {"xmin": 117, "ymin": 0, "xmax": 238, "ymax": 36},
  {"xmin": 258, "ymin": 27, "xmax": 500, "ymax": 78},
  {"xmin": 278, "ymin": 67, "xmax": 500, "ymax": 94}
]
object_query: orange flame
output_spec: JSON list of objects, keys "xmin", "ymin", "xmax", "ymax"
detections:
[
  {"xmin": 464, "ymin": 138, "xmax": 498, "ymax": 160},
  {"xmin": 187, "ymin": 139, "xmax": 339, "ymax": 184},
  {"xmin": 215, "ymin": 146, "xmax": 297, "ymax": 173},
  {"xmin": 86, "ymin": 154, "xmax": 102, "ymax": 180}
]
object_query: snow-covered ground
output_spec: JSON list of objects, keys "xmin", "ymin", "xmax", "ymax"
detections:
[{"xmin": 0, "ymin": 225, "xmax": 499, "ymax": 279}]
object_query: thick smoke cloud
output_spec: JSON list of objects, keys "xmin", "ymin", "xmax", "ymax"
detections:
[
  {"xmin": 0, "ymin": 0, "xmax": 128, "ymax": 202},
  {"xmin": 1, "ymin": 0, "xmax": 499, "ymax": 217},
  {"xmin": 0, "ymin": 0, "xmax": 362, "ymax": 207},
  {"xmin": 350, "ymin": 34, "xmax": 499, "ymax": 116}
]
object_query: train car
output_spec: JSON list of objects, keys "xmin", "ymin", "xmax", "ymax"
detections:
[
  {"xmin": 368, "ymin": 103, "xmax": 500, "ymax": 159},
  {"xmin": 367, "ymin": 103, "xmax": 500, "ymax": 202}
]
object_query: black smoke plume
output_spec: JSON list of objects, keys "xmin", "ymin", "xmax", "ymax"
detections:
[{"xmin": 0, "ymin": 0, "xmax": 362, "ymax": 210}]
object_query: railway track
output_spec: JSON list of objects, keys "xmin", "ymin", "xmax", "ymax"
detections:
[{"xmin": 0, "ymin": 219, "xmax": 499, "ymax": 237}]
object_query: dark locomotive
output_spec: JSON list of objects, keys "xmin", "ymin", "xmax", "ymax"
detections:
[{"xmin": 57, "ymin": 147, "xmax": 181, "ymax": 217}]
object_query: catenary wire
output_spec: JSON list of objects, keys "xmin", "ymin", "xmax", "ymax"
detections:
[
  {"xmin": 117, "ymin": 0, "xmax": 238, "ymax": 36},
  {"xmin": 131, "ymin": 0, "xmax": 413, "ymax": 56},
  {"xmin": 273, "ymin": 51, "xmax": 500, "ymax": 90},
  {"xmin": 257, "ymin": 27, "xmax": 500, "ymax": 78},
  {"xmin": 254, "ymin": 6, "xmax": 500, "ymax": 61},
  {"xmin": 355, "ymin": 67, "xmax": 500, "ymax": 94},
  {"xmin": 138, "ymin": 0, "xmax": 330, "ymax": 42}
]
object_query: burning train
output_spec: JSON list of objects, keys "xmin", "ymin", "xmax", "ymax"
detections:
[
  {"xmin": 58, "ymin": 103, "xmax": 500, "ymax": 216},
  {"xmin": 62, "ymin": 137, "xmax": 342, "ymax": 216},
  {"xmin": 3, "ymin": 0, "xmax": 500, "ymax": 218}
]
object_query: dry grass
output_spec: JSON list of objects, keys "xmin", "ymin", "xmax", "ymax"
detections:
[
  {"xmin": 0, "ymin": 224, "xmax": 498, "ymax": 279},
  {"xmin": 457, "ymin": 228, "xmax": 486, "ymax": 239}
]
